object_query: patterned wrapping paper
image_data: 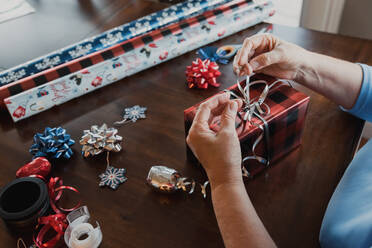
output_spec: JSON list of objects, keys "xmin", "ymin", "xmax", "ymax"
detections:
[
  {"xmin": 0, "ymin": 0, "xmax": 265, "ymax": 106},
  {"xmin": 0, "ymin": 0, "xmax": 233, "ymax": 87},
  {"xmin": 184, "ymin": 75, "xmax": 310, "ymax": 177},
  {"xmin": 5, "ymin": 0, "xmax": 275, "ymax": 122}
]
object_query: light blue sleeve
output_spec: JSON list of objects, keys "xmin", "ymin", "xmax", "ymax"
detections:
[
  {"xmin": 319, "ymin": 64, "xmax": 372, "ymax": 247},
  {"xmin": 319, "ymin": 139, "xmax": 372, "ymax": 248},
  {"xmin": 343, "ymin": 64, "xmax": 372, "ymax": 121}
]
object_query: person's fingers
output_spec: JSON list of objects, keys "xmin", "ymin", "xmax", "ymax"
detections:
[
  {"xmin": 210, "ymin": 99, "xmax": 243, "ymax": 118},
  {"xmin": 237, "ymin": 34, "xmax": 279, "ymax": 74},
  {"xmin": 234, "ymin": 52, "xmax": 253, "ymax": 76},
  {"xmin": 238, "ymin": 34, "xmax": 268, "ymax": 66},
  {"xmin": 238, "ymin": 38, "xmax": 253, "ymax": 74},
  {"xmin": 233, "ymin": 52, "xmax": 240, "ymax": 75},
  {"xmin": 249, "ymin": 50, "xmax": 281, "ymax": 72},
  {"xmin": 220, "ymin": 101, "xmax": 239, "ymax": 131},
  {"xmin": 193, "ymin": 92, "xmax": 230, "ymax": 129}
]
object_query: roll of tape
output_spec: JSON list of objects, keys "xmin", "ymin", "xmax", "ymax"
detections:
[
  {"xmin": 69, "ymin": 222, "xmax": 102, "ymax": 248},
  {"xmin": 64, "ymin": 206, "xmax": 102, "ymax": 248},
  {"xmin": 216, "ymin": 45, "xmax": 242, "ymax": 60}
]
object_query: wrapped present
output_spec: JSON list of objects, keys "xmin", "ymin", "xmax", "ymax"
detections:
[
  {"xmin": 4, "ymin": 0, "xmax": 275, "ymax": 122},
  {"xmin": 184, "ymin": 75, "xmax": 310, "ymax": 177}
]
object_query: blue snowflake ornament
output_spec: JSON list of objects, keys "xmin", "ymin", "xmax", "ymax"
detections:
[
  {"xmin": 99, "ymin": 166, "xmax": 127, "ymax": 190},
  {"xmin": 29, "ymin": 127, "xmax": 75, "ymax": 159}
]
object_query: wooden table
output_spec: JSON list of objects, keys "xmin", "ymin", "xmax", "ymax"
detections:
[{"xmin": 1, "ymin": 1, "xmax": 372, "ymax": 247}]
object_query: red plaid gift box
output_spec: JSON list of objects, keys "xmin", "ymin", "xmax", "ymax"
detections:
[{"xmin": 184, "ymin": 75, "xmax": 310, "ymax": 177}]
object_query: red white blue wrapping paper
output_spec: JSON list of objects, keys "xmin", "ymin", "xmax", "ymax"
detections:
[
  {"xmin": 5, "ymin": 1, "xmax": 274, "ymax": 122},
  {"xmin": 0, "ymin": 0, "xmax": 232, "ymax": 86},
  {"xmin": 0, "ymin": 0, "xmax": 260, "ymax": 105}
]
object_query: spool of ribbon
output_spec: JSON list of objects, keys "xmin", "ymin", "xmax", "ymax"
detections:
[
  {"xmin": 186, "ymin": 58, "xmax": 221, "ymax": 89},
  {"xmin": 0, "ymin": 177, "xmax": 49, "ymax": 232},
  {"xmin": 64, "ymin": 206, "xmax": 102, "ymax": 248},
  {"xmin": 146, "ymin": 165, "xmax": 209, "ymax": 198}
]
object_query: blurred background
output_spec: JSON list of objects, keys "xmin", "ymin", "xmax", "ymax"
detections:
[
  {"xmin": 271, "ymin": 0, "xmax": 371, "ymax": 40},
  {"xmin": 271, "ymin": 0, "xmax": 372, "ymax": 141}
]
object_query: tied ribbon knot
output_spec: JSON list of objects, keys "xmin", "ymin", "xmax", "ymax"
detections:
[
  {"xmin": 186, "ymin": 58, "xmax": 221, "ymax": 89},
  {"xmin": 33, "ymin": 177, "xmax": 80, "ymax": 248},
  {"xmin": 225, "ymin": 76, "xmax": 292, "ymax": 175}
]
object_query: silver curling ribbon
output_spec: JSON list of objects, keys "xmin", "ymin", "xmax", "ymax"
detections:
[
  {"xmin": 146, "ymin": 166, "xmax": 196, "ymax": 194},
  {"xmin": 64, "ymin": 206, "xmax": 102, "ymax": 248}
]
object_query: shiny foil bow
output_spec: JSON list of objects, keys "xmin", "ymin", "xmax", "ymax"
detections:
[
  {"xmin": 186, "ymin": 58, "xmax": 221, "ymax": 89},
  {"xmin": 80, "ymin": 124, "xmax": 123, "ymax": 157},
  {"xmin": 29, "ymin": 127, "xmax": 75, "ymax": 159},
  {"xmin": 146, "ymin": 166, "xmax": 209, "ymax": 198}
]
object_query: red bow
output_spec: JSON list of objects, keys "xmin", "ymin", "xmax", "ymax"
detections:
[{"xmin": 186, "ymin": 58, "xmax": 221, "ymax": 89}]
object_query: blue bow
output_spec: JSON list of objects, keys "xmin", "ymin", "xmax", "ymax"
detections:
[
  {"xmin": 30, "ymin": 127, "xmax": 75, "ymax": 159},
  {"xmin": 198, "ymin": 46, "xmax": 229, "ymax": 65}
]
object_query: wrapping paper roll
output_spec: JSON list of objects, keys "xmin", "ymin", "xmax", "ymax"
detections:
[
  {"xmin": 5, "ymin": 0, "xmax": 275, "ymax": 122},
  {"xmin": 0, "ymin": 0, "xmax": 269, "ymax": 107},
  {"xmin": 0, "ymin": 0, "xmax": 233, "ymax": 87}
]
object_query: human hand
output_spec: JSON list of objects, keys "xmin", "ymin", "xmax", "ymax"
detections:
[
  {"xmin": 233, "ymin": 34, "xmax": 309, "ymax": 81},
  {"xmin": 186, "ymin": 93, "xmax": 243, "ymax": 188}
]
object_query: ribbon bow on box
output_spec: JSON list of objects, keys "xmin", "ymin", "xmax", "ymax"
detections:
[
  {"xmin": 211, "ymin": 76, "xmax": 292, "ymax": 177},
  {"xmin": 222, "ymin": 76, "xmax": 293, "ymax": 177}
]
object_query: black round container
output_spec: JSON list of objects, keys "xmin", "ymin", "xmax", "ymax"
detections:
[{"xmin": 0, "ymin": 177, "xmax": 49, "ymax": 232}]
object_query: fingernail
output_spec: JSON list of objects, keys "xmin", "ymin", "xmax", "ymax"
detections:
[
  {"xmin": 250, "ymin": 61, "xmax": 260, "ymax": 70},
  {"xmin": 229, "ymin": 101, "xmax": 237, "ymax": 111},
  {"xmin": 233, "ymin": 99, "xmax": 242, "ymax": 107}
]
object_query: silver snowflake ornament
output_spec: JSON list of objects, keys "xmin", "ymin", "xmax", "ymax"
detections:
[
  {"xmin": 124, "ymin": 105, "xmax": 147, "ymax": 122},
  {"xmin": 114, "ymin": 105, "xmax": 147, "ymax": 126},
  {"xmin": 99, "ymin": 166, "xmax": 127, "ymax": 190}
]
